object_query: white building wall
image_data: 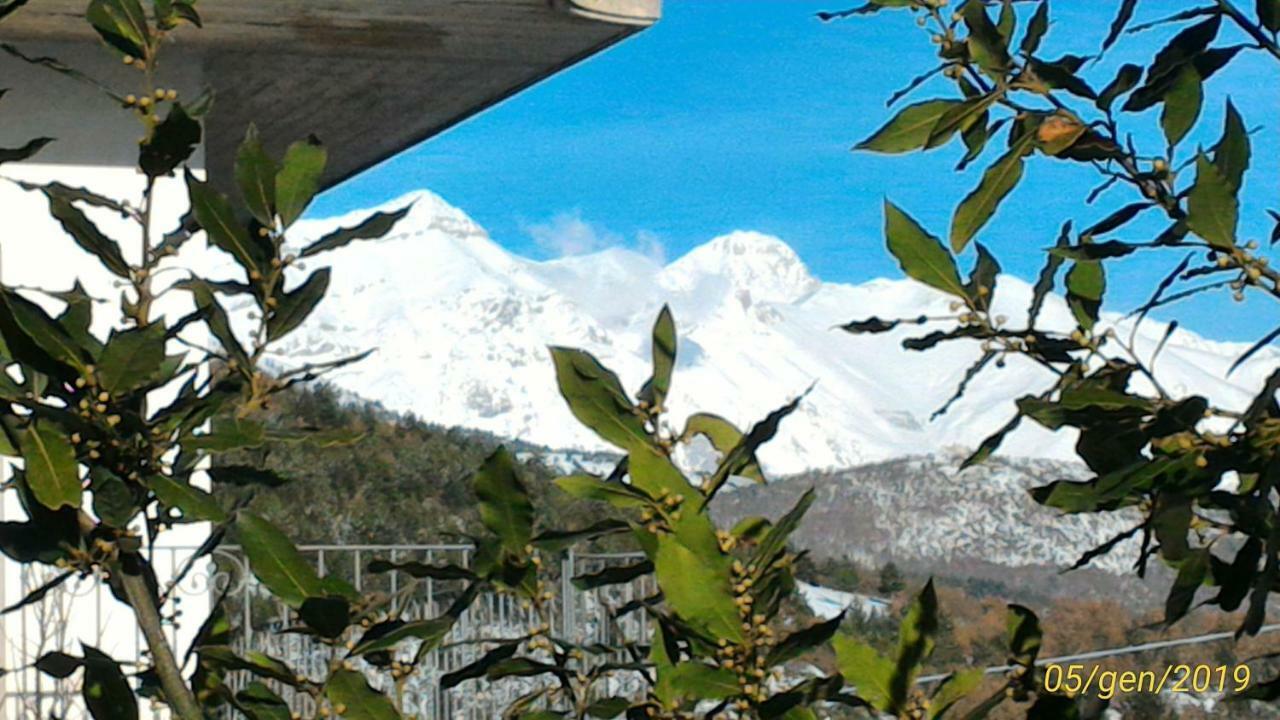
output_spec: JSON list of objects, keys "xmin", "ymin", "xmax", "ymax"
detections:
[{"xmin": 1, "ymin": 41, "xmax": 219, "ymax": 718}]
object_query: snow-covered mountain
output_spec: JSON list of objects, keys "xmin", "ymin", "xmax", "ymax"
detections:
[{"xmin": 274, "ymin": 190, "xmax": 1277, "ymax": 477}]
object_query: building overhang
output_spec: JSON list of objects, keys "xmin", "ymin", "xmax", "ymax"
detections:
[{"xmin": 0, "ymin": 0, "xmax": 661, "ymax": 190}]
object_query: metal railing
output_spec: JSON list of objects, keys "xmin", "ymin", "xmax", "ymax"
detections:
[{"xmin": 0, "ymin": 544, "xmax": 653, "ymax": 719}]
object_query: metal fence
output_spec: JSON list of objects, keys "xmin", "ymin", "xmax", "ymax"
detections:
[{"xmin": 0, "ymin": 544, "xmax": 654, "ymax": 719}]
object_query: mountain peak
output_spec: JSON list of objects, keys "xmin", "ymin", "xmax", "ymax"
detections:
[{"xmin": 660, "ymin": 230, "xmax": 820, "ymax": 306}]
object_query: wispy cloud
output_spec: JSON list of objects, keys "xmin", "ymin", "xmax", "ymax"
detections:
[{"xmin": 524, "ymin": 210, "xmax": 666, "ymax": 264}]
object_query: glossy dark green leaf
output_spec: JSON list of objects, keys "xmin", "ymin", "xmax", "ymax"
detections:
[
  {"xmin": 0, "ymin": 136, "xmax": 53, "ymax": 165},
  {"xmin": 1160, "ymin": 65, "xmax": 1202, "ymax": 147},
  {"xmin": 1165, "ymin": 548, "xmax": 1209, "ymax": 625},
  {"xmin": 964, "ymin": 243, "xmax": 1000, "ymax": 309},
  {"xmin": 1049, "ymin": 241, "xmax": 1137, "ymax": 260},
  {"xmin": 1186, "ymin": 153, "xmax": 1238, "ymax": 249},
  {"xmin": 299, "ymin": 596, "xmax": 350, "ymax": 638},
  {"xmin": 927, "ymin": 95, "xmax": 998, "ymax": 149},
  {"xmin": 1006, "ymin": 603, "xmax": 1042, "ymax": 665},
  {"xmin": 207, "ymin": 465, "xmax": 290, "ymax": 488},
  {"xmin": 883, "ymin": 200, "xmax": 965, "ymax": 297},
  {"xmin": 236, "ymin": 512, "xmax": 325, "ymax": 608},
  {"xmin": 267, "ymin": 268, "xmax": 329, "ymax": 341},
  {"xmin": 636, "ymin": 305, "xmax": 676, "ymax": 410},
  {"xmin": 856, "ymin": 99, "xmax": 960, "ymax": 153},
  {"xmin": 768, "ymin": 612, "xmax": 846, "ymax": 666},
  {"xmin": 367, "ymin": 559, "xmax": 476, "ymax": 580},
  {"xmin": 90, "ymin": 468, "xmax": 136, "ymax": 528},
  {"xmin": 22, "ymin": 421, "xmax": 80, "ymax": 510},
  {"xmin": 1028, "ymin": 56, "xmax": 1097, "ymax": 99},
  {"xmin": 299, "ymin": 205, "xmax": 411, "ymax": 258},
  {"xmin": 572, "ymin": 559, "xmax": 654, "ymax": 590},
  {"xmin": 184, "ymin": 280, "xmax": 250, "ymax": 367},
  {"xmin": 890, "ymin": 580, "xmax": 938, "ymax": 708},
  {"xmin": 1020, "ymin": 1, "xmax": 1050, "ymax": 55},
  {"xmin": 586, "ymin": 698, "xmax": 630, "ymax": 719},
  {"xmin": 44, "ymin": 192, "xmax": 131, "ymax": 278},
  {"xmin": 36, "ymin": 650, "xmax": 82, "ymax": 679},
  {"xmin": 275, "ymin": 136, "xmax": 326, "ymax": 229},
  {"xmin": 703, "ymin": 391, "xmax": 806, "ymax": 501},
  {"xmin": 950, "ymin": 137, "xmax": 1032, "ymax": 252},
  {"xmin": 1212, "ymin": 99, "xmax": 1249, "ymax": 191},
  {"xmin": 473, "ymin": 446, "xmax": 534, "ymax": 556},
  {"xmin": 235, "ymin": 682, "xmax": 292, "ymax": 720},
  {"xmin": 1065, "ymin": 259, "xmax": 1105, "ymax": 331},
  {"xmin": 97, "ymin": 323, "xmax": 165, "ymax": 393},
  {"xmin": 141, "ymin": 103, "xmax": 200, "ymax": 178},
  {"xmin": 235, "ymin": 124, "xmax": 277, "ymax": 226},
  {"xmin": 148, "ymin": 474, "xmax": 228, "ymax": 523},
  {"xmin": 324, "ymin": 670, "xmax": 401, "ymax": 720},
  {"xmin": 1101, "ymin": 0, "xmax": 1138, "ymax": 53},
  {"xmin": 962, "ymin": 0, "xmax": 1011, "ymax": 75},
  {"xmin": 351, "ymin": 616, "xmax": 455, "ymax": 656},
  {"xmin": 81, "ymin": 645, "xmax": 137, "ymax": 720},
  {"xmin": 549, "ymin": 347, "xmax": 650, "ymax": 452},
  {"xmin": 1261, "ymin": 0, "xmax": 1280, "ymax": 32},
  {"xmin": 1097, "ymin": 63, "xmax": 1143, "ymax": 111},
  {"xmin": 86, "ymin": 0, "xmax": 149, "ymax": 58},
  {"xmin": 1146, "ymin": 15, "xmax": 1221, "ymax": 84},
  {"xmin": 996, "ymin": 0, "xmax": 1015, "ymax": 44},
  {"xmin": 187, "ymin": 171, "xmax": 269, "ymax": 276}
]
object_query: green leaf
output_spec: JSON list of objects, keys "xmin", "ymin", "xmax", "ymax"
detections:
[
  {"xmin": 368, "ymin": 559, "xmax": 476, "ymax": 581},
  {"xmin": 1261, "ymin": 0, "xmax": 1280, "ymax": 32},
  {"xmin": 554, "ymin": 473, "xmax": 649, "ymax": 508},
  {"xmin": 1212, "ymin": 99, "xmax": 1249, "ymax": 191},
  {"xmin": 275, "ymin": 137, "xmax": 326, "ymax": 229},
  {"xmin": 891, "ymin": 580, "xmax": 939, "ymax": 707},
  {"xmin": 1186, "ymin": 153, "xmax": 1238, "ymax": 249},
  {"xmin": 1020, "ymin": 0, "xmax": 1049, "ymax": 55},
  {"xmin": 0, "ymin": 288, "xmax": 88, "ymax": 377},
  {"xmin": 81, "ymin": 645, "xmax": 138, "ymax": 720},
  {"xmin": 473, "ymin": 446, "xmax": 534, "ymax": 556},
  {"xmin": 148, "ymin": 474, "xmax": 228, "ymax": 523},
  {"xmin": 183, "ymin": 280, "xmax": 251, "ymax": 368},
  {"xmin": 679, "ymin": 413, "xmax": 763, "ymax": 482},
  {"xmin": 187, "ymin": 171, "xmax": 269, "ymax": 276},
  {"xmin": 702, "ymin": 392, "xmax": 806, "ymax": 502},
  {"xmin": 36, "ymin": 651, "xmax": 82, "ymax": 679},
  {"xmin": 90, "ymin": 469, "xmax": 137, "ymax": 527},
  {"xmin": 996, "ymin": 0, "xmax": 1015, "ymax": 44},
  {"xmin": 950, "ymin": 135, "xmax": 1033, "ymax": 252},
  {"xmin": 572, "ymin": 559, "xmax": 654, "ymax": 590},
  {"xmin": 207, "ymin": 465, "xmax": 290, "ymax": 488},
  {"xmin": 882, "ymin": 200, "xmax": 965, "ymax": 297},
  {"xmin": 549, "ymin": 347, "xmax": 651, "ymax": 452},
  {"xmin": 1160, "ymin": 65, "xmax": 1202, "ymax": 147},
  {"xmin": 586, "ymin": 697, "xmax": 630, "ymax": 719},
  {"xmin": 141, "ymin": 103, "xmax": 201, "ymax": 177},
  {"xmin": 185, "ymin": 418, "xmax": 265, "ymax": 452},
  {"xmin": 637, "ymin": 305, "xmax": 676, "ymax": 410},
  {"xmin": 1101, "ymin": 0, "xmax": 1138, "ymax": 53},
  {"xmin": 768, "ymin": 612, "xmax": 846, "ymax": 666},
  {"xmin": 235, "ymin": 124, "xmax": 278, "ymax": 226},
  {"xmin": 1097, "ymin": 63, "xmax": 1143, "ymax": 111},
  {"xmin": 962, "ymin": 0, "xmax": 1011, "ymax": 75},
  {"xmin": 86, "ymin": 0, "xmax": 150, "ymax": 58},
  {"xmin": 267, "ymin": 268, "xmax": 330, "ymax": 341},
  {"xmin": 1165, "ymin": 547, "xmax": 1210, "ymax": 625},
  {"xmin": 928, "ymin": 668, "xmax": 983, "ymax": 719},
  {"xmin": 1006, "ymin": 604, "xmax": 1042, "ymax": 665},
  {"xmin": 23, "ymin": 421, "xmax": 80, "ymax": 510},
  {"xmin": 98, "ymin": 323, "xmax": 165, "ymax": 393},
  {"xmin": 665, "ymin": 663, "xmax": 740, "ymax": 700},
  {"xmin": 833, "ymin": 636, "xmax": 895, "ymax": 712},
  {"xmin": 299, "ymin": 205, "xmax": 412, "ymax": 258},
  {"xmin": 44, "ymin": 192, "xmax": 131, "ymax": 278},
  {"xmin": 325, "ymin": 670, "xmax": 401, "ymax": 720},
  {"xmin": 235, "ymin": 682, "xmax": 292, "ymax": 720},
  {"xmin": 653, "ymin": 533, "xmax": 741, "ymax": 642},
  {"xmin": 298, "ymin": 596, "xmax": 351, "ymax": 639},
  {"xmin": 855, "ymin": 99, "xmax": 960, "ymax": 154},
  {"xmin": 235, "ymin": 512, "xmax": 324, "ymax": 608},
  {"xmin": 351, "ymin": 616, "xmax": 455, "ymax": 656},
  {"xmin": 1065, "ymin": 259, "xmax": 1105, "ymax": 331},
  {"xmin": 0, "ymin": 137, "xmax": 53, "ymax": 165}
]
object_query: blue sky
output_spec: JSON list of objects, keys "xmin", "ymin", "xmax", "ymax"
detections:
[{"xmin": 313, "ymin": 1, "xmax": 1278, "ymax": 342}]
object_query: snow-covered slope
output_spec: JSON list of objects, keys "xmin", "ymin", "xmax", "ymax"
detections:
[{"xmin": 272, "ymin": 190, "xmax": 1277, "ymax": 476}]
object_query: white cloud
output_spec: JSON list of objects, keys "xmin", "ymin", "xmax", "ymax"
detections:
[{"xmin": 523, "ymin": 210, "xmax": 667, "ymax": 263}]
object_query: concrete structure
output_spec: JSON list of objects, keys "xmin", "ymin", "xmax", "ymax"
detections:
[
  {"xmin": 0, "ymin": 2, "xmax": 659, "ymax": 716},
  {"xmin": 2, "ymin": 0, "xmax": 660, "ymax": 186}
]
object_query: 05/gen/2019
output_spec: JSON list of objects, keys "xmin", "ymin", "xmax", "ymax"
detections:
[{"xmin": 1043, "ymin": 663, "xmax": 1252, "ymax": 700}]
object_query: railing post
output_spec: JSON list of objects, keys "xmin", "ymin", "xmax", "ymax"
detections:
[{"xmin": 560, "ymin": 549, "xmax": 574, "ymax": 640}]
